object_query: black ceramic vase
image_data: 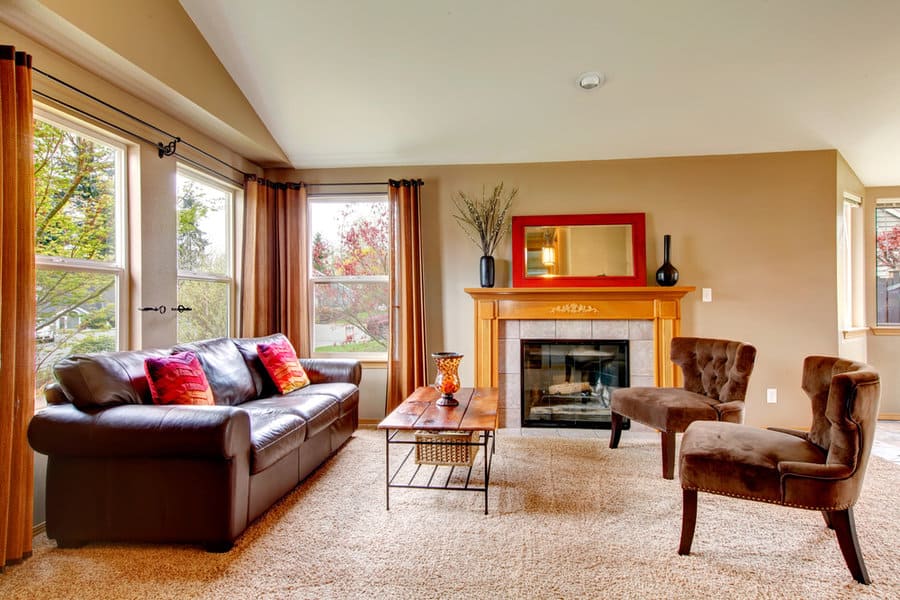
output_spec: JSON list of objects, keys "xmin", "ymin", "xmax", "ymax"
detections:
[
  {"xmin": 655, "ymin": 234, "xmax": 679, "ymax": 286},
  {"xmin": 480, "ymin": 255, "xmax": 495, "ymax": 288}
]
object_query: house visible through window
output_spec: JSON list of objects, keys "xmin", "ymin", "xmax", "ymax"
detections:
[
  {"xmin": 176, "ymin": 167, "xmax": 236, "ymax": 343},
  {"xmin": 34, "ymin": 111, "xmax": 127, "ymax": 408},
  {"xmin": 875, "ymin": 198, "xmax": 900, "ymax": 325},
  {"xmin": 308, "ymin": 194, "xmax": 389, "ymax": 358}
]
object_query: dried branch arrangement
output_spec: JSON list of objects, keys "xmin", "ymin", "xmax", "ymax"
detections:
[{"xmin": 451, "ymin": 182, "xmax": 518, "ymax": 256}]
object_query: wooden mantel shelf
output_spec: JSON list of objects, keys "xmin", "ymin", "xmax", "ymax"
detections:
[{"xmin": 464, "ymin": 286, "xmax": 695, "ymax": 390}]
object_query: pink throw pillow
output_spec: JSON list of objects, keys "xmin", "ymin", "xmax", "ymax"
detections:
[
  {"xmin": 144, "ymin": 351, "xmax": 215, "ymax": 406},
  {"xmin": 257, "ymin": 338, "xmax": 310, "ymax": 394}
]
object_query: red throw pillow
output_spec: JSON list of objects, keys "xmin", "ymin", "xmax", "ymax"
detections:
[
  {"xmin": 144, "ymin": 351, "xmax": 215, "ymax": 406},
  {"xmin": 257, "ymin": 338, "xmax": 310, "ymax": 394}
]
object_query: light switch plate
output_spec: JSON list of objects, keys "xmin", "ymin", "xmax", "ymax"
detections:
[
  {"xmin": 767, "ymin": 388, "xmax": 777, "ymax": 404},
  {"xmin": 702, "ymin": 288, "xmax": 712, "ymax": 302}
]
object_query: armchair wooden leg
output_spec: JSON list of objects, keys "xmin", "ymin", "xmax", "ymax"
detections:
[
  {"xmin": 661, "ymin": 431, "xmax": 676, "ymax": 479},
  {"xmin": 678, "ymin": 488, "xmax": 697, "ymax": 555},
  {"xmin": 828, "ymin": 508, "xmax": 871, "ymax": 584},
  {"xmin": 821, "ymin": 510, "xmax": 834, "ymax": 529},
  {"xmin": 609, "ymin": 411, "xmax": 623, "ymax": 449}
]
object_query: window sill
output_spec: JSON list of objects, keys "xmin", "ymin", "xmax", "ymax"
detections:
[
  {"xmin": 310, "ymin": 353, "xmax": 387, "ymax": 368},
  {"xmin": 841, "ymin": 327, "xmax": 868, "ymax": 340},
  {"xmin": 870, "ymin": 326, "xmax": 900, "ymax": 336}
]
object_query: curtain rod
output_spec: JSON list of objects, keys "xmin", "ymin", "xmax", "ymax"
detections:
[
  {"xmin": 33, "ymin": 67, "xmax": 255, "ymax": 184},
  {"xmin": 309, "ymin": 179, "xmax": 424, "ymax": 187},
  {"xmin": 308, "ymin": 181, "xmax": 389, "ymax": 186},
  {"xmin": 34, "ymin": 89, "xmax": 245, "ymax": 187}
]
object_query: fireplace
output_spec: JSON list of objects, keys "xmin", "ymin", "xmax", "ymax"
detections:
[
  {"xmin": 521, "ymin": 339, "xmax": 629, "ymax": 428},
  {"xmin": 464, "ymin": 286, "xmax": 694, "ymax": 428}
]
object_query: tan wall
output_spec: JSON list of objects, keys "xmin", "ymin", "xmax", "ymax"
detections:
[
  {"xmin": 866, "ymin": 185, "xmax": 900, "ymax": 417},
  {"xmin": 273, "ymin": 149, "xmax": 847, "ymax": 429}
]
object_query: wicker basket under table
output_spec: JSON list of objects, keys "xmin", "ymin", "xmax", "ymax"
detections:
[{"xmin": 414, "ymin": 430, "xmax": 480, "ymax": 466}]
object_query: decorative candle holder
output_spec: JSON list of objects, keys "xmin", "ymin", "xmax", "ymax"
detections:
[{"xmin": 432, "ymin": 352, "xmax": 463, "ymax": 406}]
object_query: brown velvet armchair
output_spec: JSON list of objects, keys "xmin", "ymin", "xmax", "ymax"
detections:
[
  {"xmin": 609, "ymin": 337, "xmax": 757, "ymax": 479},
  {"xmin": 678, "ymin": 356, "xmax": 881, "ymax": 584}
]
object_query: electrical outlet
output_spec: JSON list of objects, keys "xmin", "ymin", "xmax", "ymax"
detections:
[
  {"xmin": 767, "ymin": 388, "xmax": 777, "ymax": 404},
  {"xmin": 702, "ymin": 288, "xmax": 712, "ymax": 302}
]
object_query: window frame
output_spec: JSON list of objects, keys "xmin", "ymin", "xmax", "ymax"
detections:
[
  {"xmin": 307, "ymin": 192, "xmax": 390, "ymax": 362},
  {"xmin": 33, "ymin": 107, "xmax": 129, "ymax": 354},
  {"xmin": 175, "ymin": 164, "xmax": 239, "ymax": 341},
  {"xmin": 838, "ymin": 192, "xmax": 864, "ymax": 335},
  {"xmin": 873, "ymin": 196, "xmax": 900, "ymax": 331}
]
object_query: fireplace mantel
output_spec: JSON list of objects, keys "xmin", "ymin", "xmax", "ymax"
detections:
[{"xmin": 464, "ymin": 286, "xmax": 695, "ymax": 391}]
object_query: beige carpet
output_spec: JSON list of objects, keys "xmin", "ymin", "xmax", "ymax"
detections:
[{"xmin": 2, "ymin": 429, "xmax": 898, "ymax": 600}]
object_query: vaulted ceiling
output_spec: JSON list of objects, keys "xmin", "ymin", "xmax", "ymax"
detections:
[{"xmin": 178, "ymin": 0, "xmax": 900, "ymax": 185}]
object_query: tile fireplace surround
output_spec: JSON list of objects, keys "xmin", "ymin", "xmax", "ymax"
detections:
[{"xmin": 465, "ymin": 287, "xmax": 695, "ymax": 428}]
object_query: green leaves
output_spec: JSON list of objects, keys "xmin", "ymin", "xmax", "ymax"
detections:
[{"xmin": 451, "ymin": 182, "xmax": 517, "ymax": 256}]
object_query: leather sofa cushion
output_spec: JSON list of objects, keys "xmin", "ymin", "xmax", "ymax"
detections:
[
  {"xmin": 174, "ymin": 337, "xmax": 257, "ymax": 406},
  {"xmin": 290, "ymin": 382, "xmax": 359, "ymax": 416},
  {"xmin": 242, "ymin": 394, "xmax": 339, "ymax": 439},
  {"xmin": 243, "ymin": 407, "xmax": 306, "ymax": 474},
  {"xmin": 53, "ymin": 348, "xmax": 169, "ymax": 409},
  {"xmin": 680, "ymin": 421, "xmax": 827, "ymax": 505},
  {"xmin": 611, "ymin": 387, "xmax": 718, "ymax": 432}
]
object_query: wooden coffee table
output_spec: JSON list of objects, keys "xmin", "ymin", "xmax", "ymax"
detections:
[{"xmin": 378, "ymin": 386, "xmax": 498, "ymax": 514}]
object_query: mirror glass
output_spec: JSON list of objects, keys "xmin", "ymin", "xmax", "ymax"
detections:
[
  {"xmin": 524, "ymin": 224, "xmax": 634, "ymax": 278},
  {"xmin": 511, "ymin": 213, "xmax": 646, "ymax": 287}
]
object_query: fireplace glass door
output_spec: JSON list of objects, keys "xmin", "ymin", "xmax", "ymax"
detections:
[{"xmin": 521, "ymin": 340, "xmax": 629, "ymax": 428}]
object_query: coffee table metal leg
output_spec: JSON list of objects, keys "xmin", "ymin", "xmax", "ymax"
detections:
[
  {"xmin": 385, "ymin": 429, "xmax": 390, "ymax": 510},
  {"xmin": 483, "ymin": 430, "xmax": 490, "ymax": 515}
]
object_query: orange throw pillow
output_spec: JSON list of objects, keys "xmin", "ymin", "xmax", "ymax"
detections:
[
  {"xmin": 144, "ymin": 351, "xmax": 215, "ymax": 406},
  {"xmin": 257, "ymin": 338, "xmax": 310, "ymax": 394}
]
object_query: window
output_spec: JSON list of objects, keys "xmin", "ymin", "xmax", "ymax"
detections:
[
  {"xmin": 308, "ymin": 194, "xmax": 389, "ymax": 358},
  {"xmin": 875, "ymin": 198, "xmax": 900, "ymax": 325},
  {"xmin": 176, "ymin": 168, "xmax": 236, "ymax": 343},
  {"xmin": 34, "ymin": 112, "xmax": 127, "ymax": 407},
  {"xmin": 838, "ymin": 193, "xmax": 863, "ymax": 331}
]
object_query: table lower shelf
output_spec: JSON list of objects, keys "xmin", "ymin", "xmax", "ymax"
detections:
[{"xmin": 383, "ymin": 429, "xmax": 495, "ymax": 514}]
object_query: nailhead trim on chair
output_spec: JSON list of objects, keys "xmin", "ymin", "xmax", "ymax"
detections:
[{"xmin": 681, "ymin": 485, "xmax": 853, "ymax": 511}]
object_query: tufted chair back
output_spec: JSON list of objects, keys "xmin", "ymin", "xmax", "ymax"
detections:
[
  {"xmin": 800, "ymin": 356, "xmax": 880, "ymax": 487},
  {"xmin": 671, "ymin": 337, "xmax": 757, "ymax": 404}
]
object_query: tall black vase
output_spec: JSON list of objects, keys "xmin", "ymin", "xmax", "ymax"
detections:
[
  {"xmin": 480, "ymin": 255, "xmax": 495, "ymax": 288},
  {"xmin": 655, "ymin": 234, "xmax": 679, "ymax": 286}
]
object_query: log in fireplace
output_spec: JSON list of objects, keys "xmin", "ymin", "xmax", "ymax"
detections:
[{"xmin": 521, "ymin": 339, "xmax": 629, "ymax": 428}]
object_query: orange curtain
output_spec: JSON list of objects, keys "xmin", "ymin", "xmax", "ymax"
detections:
[
  {"xmin": 386, "ymin": 179, "xmax": 427, "ymax": 412},
  {"xmin": 0, "ymin": 45, "xmax": 35, "ymax": 570},
  {"xmin": 240, "ymin": 177, "xmax": 309, "ymax": 355}
]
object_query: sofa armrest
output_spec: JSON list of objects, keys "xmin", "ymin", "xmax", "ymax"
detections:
[
  {"xmin": 28, "ymin": 403, "xmax": 251, "ymax": 460},
  {"xmin": 299, "ymin": 358, "xmax": 362, "ymax": 386}
]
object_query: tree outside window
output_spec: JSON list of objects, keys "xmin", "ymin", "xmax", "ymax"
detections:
[
  {"xmin": 875, "ymin": 201, "xmax": 900, "ymax": 324},
  {"xmin": 33, "ymin": 115, "xmax": 125, "ymax": 408},
  {"xmin": 176, "ymin": 169, "xmax": 235, "ymax": 343},
  {"xmin": 309, "ymin": 196, "xmax": 389, "ymax": 356}
]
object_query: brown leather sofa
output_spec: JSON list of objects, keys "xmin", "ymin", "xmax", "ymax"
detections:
[{"xmin": 28, "ymin": 333, "xmax": 361, "ymax": 552}]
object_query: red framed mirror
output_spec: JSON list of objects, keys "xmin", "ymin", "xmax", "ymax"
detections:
[{"xmin": 511, "ymin": 213, "xmax": 646, "ymax": 287}]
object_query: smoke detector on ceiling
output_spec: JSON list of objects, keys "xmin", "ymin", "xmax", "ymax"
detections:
[{"xmin": 577, "ymin": 71, "xmax": 606, "ymax": 90}]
